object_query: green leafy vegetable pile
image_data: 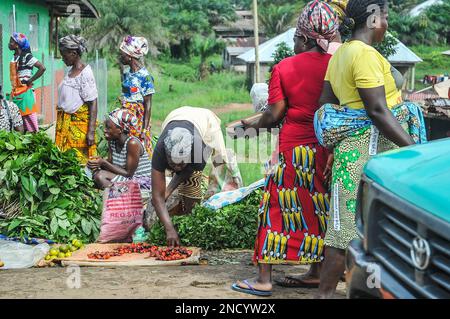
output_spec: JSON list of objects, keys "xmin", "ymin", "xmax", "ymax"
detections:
[
  {"xmin": 0, "ymin": 131, "xmax": 102, "ymax": 242},
  {"xmin": 149, "ymin": 190, "xmax": 262, "ymax": 250}
]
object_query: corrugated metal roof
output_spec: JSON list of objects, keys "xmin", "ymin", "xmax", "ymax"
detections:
[
  {"xmin": 388, "ymin": 40, "xmax": 423, "ymax": 64},
  {"xmin": 226, "ymin": 47, "xmax": 252, "ymax": 56},
  {"xmin": 45, "ymin": 0, "xmax": 100, "ymax": 18},
  {"xmin": 238, "ymin": 28, "xmax": 422, "ymax": 65},
  {"xmin": 237, "ymin": 28, "xmax": 295, "ymax": 63}
]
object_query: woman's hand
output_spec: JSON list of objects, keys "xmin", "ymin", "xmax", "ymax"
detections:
[
  {"xmin": 87, "ymin": 157, "xmax": 104, "ymax": 171},
  {"xmin": 239, "ymin": 119, "xmax": 259, "ymax": 138},
  {"xmin": 86, "ymin": 130, "xmax": 95, "ymax": 146},
  {"xmin": 165, "ymin": 226, "xmax": 180, "ymax": 247},
  {"xmin": 241, "ymin": 119, "xmax": 257, "ymax": 130},
  {"xmin": 323, "ymin": 153, "xmax": 334, "ymax": 187}
]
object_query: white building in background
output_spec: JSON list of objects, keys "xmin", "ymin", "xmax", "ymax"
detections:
[{"xmin": 238, "ymin": 28, "xmax": 423, "ymax": 91}]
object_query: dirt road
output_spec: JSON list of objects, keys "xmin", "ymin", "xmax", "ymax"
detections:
[{"xmin": 0, "ymin": 251, "xmax": 346, "ymax": 299}]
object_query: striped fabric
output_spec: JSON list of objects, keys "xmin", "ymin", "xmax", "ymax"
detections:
[
  {"xmin": 111, "ymin": 136, "xmax": 152, "ymax": 182},
  {"xmin": 22, "ymin": 113, "xmax": 39, "ymax": 132},
  {"xmin": 178, "ymin": 170, "xmax": 204, "ymax": 200},
  {"xmin": 13, "ymin": 53, "xmax": 38, "ymax": 83}
]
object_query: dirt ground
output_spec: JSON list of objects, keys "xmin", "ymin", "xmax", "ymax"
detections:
[{"xmin": 0, "ymin": 250, "xmax": 346, "ymax": 299}]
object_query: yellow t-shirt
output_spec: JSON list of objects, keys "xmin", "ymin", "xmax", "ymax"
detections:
[{"xmin": 325, "ymin": 40, "xmax": 403, "ymax": 109}]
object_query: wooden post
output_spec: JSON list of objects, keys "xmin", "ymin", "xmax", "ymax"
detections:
[
  {"xmin": 40, "ymin": 52, "xmax": 45, "ymax": 117},
  {"xmin": 12, "ymin": 5, "xmax": 16, "ymax": 33},
  {"xmin": 49, "ymin": 11, "xmax": 54, "ymax": 55},
  {"xmin": 253, "ymin": 0, "xmax": 260, "ymax": 84},
  {"xmin": 55, "ymin": 17, "xmax": 59, "ymax": 58},
  {"xmin": 411, "ymin": 66, "xmax": 416, "ymax": 92}
]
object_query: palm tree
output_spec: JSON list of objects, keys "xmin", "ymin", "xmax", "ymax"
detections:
[
  {"xmin": 258, "ymin": 1, "xmax": 305, "ymax": 37},
  {"xmin": 77, "ymin": 0, "xmax": 169, "ymax": 62},
  {"xmin": 192, "ymin": 35, "xmax": 225, "ymax": 80}
]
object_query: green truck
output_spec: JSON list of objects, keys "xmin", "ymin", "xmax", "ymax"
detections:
[{"xmin": 346, "ymin": 138, "xmax": 450, "ymax": 299}]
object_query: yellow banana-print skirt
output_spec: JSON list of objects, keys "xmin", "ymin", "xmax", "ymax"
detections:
[
  {"xmin": 254, "ymin": 144, "xmax": 330, "ymax": 265},
  {"xmin": 55, "ymin": 104, "xmax": 97, "ymax": 165}
]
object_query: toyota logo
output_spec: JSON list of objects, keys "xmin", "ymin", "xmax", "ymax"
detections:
[{"xmin": 410, "ymin": 237, "xmax": 431, "ymax": 270}]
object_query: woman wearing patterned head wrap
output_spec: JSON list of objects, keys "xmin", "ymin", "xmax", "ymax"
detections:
[
  {"xmin": 55, "ymin": 35, "xmax": 98, "ymax": 165},
  {"xmin": 8, "ymin": 32, "xmax": 46, "ymax": 133},
  {"xmin": 118, "ymin": 36, "xmax": 155, "ymax": 158},
  {"xmin": 324, "ymin": 0, "xmax": 348, "ymax": 54},
  {"xmin": 87, "ymin": 108, "xmax": 152, "ymax": 189},
  {"xmin": 315, "ymin": 0, "xmax": 426, "ymax": 298},
  {"xmin": 231, "ymin": 1, "xmax": 338, "ymax": 296}
]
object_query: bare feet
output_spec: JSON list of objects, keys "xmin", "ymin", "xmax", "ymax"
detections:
[
  {"xmin": 276, "ymin": 263, "xmax": 321, "ymax": 287},
  {"xmin": 277, "ymin": 274, "xmax": 320, "ymax": 286}
]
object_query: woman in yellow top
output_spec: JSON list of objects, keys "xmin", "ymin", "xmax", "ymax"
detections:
[{"xmin": 314, "ymin": 0, "xmax": 427, "ymax": 298}]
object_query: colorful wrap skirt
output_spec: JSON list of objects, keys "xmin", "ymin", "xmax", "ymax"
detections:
[
  {"xmin": 253, "ymin": 144, "xmax": 330, "ymax": 265},
  {"xmin": 55, "ymin": 104, "xmax": 97, "ymax": 165},
  {"xmin": 12, "ymin": 88, "xmax": 39, "ymax": 133},
  {"xmin": 121, "ymin": 101, "xmax": 152, "ymax": 158},
  {"xmin": 314, "ymin": 102, "xmax": 427, "ymax": 250}
]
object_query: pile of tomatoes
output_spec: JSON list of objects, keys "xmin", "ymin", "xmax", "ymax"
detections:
[{"xmin": 87, "ymin": 243, "xmax": 192, "ymax": 261}]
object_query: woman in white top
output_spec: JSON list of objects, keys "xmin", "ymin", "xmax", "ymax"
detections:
[{"xmin": 55, "ymin": 35, "xmax": 98, "ymax": 164}]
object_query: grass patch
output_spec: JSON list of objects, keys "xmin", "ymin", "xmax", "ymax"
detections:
[{"xmin": 411, "ymin": 45, "xmax": 450, "ymax": 91}]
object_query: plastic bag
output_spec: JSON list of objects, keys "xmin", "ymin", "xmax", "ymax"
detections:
[
  {"xmin": 98, "ymin": 181, "xmax": 144, "ymax": 243},
  {"xmin": 0, "ymin": 240, "xmax": 50, "ymax": 269},
  {"xmin": 132, "ymin": 226, "xmax": 149, "ymax": 243},
  {"xmin": 250, "ymin": 83, "xmax": 269, "ymax": 112}
]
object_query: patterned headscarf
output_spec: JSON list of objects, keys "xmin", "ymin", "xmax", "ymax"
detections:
[
  {"xmin": 11, "ymin": 32, "xmax": 30, "ymax": 50},
  {"xmin": 120, "ymin": 36, "xmax": 149, "ymax": 59},
  {"xmin": 164, "ymin": 127, "xmax": 193, "ymax": 163},
  {"xmin": 295, "ymin": 0, "xmax": 339, "ymax": 52},
  {"xmin": 59, "ymin": 34, "xmax": 88, "ymax": 54},
  {"xmin": 324, "ymin": 0, "xmax": 348, "ymax": 24},
  {"xmin": 108, "ymin": 108, "xmax": 138, "ymax": 134}
]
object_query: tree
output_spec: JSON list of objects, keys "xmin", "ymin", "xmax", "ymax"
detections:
[
  {"xmin": 374, "ymin": 32, "xmax": 399, "ymax": 59},
  {"xmin": 192, "ymin": 35, "xmax": 225, "ymax": 79},
  {"xmin": 76, "ymin": 0, "xmax": 168, "ymax": 63},
  {"xmin": 164, "ymin": 0, "xmax": 236, "ymax": 59},
  {"xmin": 270, "ymin": 41, "xmax": 294, "ymax": 70},
  {"xmin": 258, "ymin": 0, "xmax": 305, "ymax": 37},
  {"xmin": 389, "ymin": 0, "xmax": 450, "ymax": 46},
  {"xmin": 425, "ymin": 0, "xmax": 450, "ymax": 44},
  {"xmin": 230, "ymin": 0, "xmax": 252, "ymax": 9},
  {"xmin": 390, "ymin": 0, "xmax": 426, "ymax": 12}
]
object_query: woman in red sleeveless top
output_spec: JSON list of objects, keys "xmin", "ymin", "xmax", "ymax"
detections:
[{"xmin": 232, "ymin": 0, "xmax": 338, "ymax": 296}]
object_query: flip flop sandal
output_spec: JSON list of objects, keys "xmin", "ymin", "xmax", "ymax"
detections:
[
  {"xmin": 231, "ymin": 280, "xmax": 272, "ymax": 297},
  {"xmin": 274, "ymin": 276, "xmax": 320, "ymax": 288}
]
